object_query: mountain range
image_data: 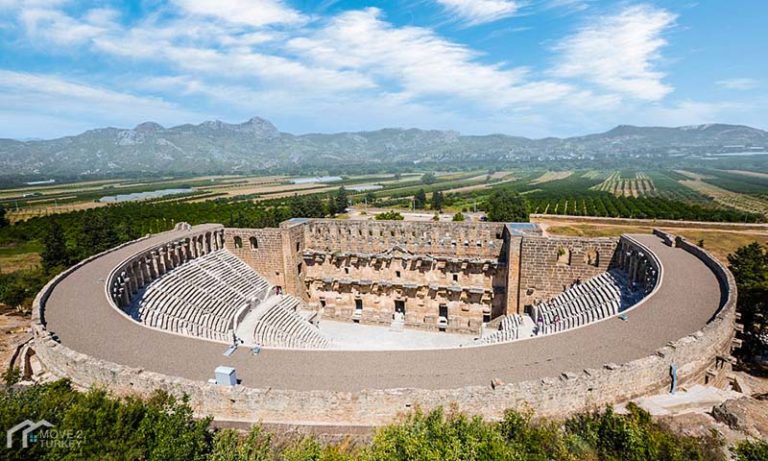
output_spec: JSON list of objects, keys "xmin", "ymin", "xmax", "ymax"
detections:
[{"xmin": 1, "ymin": 117, "xmax": 766, "ymax": 175}]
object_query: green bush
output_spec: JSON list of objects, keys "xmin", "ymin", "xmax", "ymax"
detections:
[
  {"xmin": 734, "ymin": 439, "xmax": 768, "ymax": 461},
  {"xmin": 374, "ymin": 211, "xmax": 404, "ymax": 221},
  {"xmin": 0, "ymin": 381, "xmax": 733, "ymax": 460}
]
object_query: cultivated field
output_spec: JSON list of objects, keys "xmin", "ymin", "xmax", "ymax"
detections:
[
  {"xmin": 592, "ymin": 171, "xmax": 656, "ymax": 197},
  {"xmin": 679, "ymin": 179, "xmax": 768, "ymax": 217},
  {"xmin": 530, "ymin": 171, "xmax": 572, "ymax": 185},
  {"xmin": 722, "ymin": 170, "xmax": 768, "ymax": 180}
]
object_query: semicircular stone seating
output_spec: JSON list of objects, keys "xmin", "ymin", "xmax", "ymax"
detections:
[
  {"xmin": 478, "ymin": 269, "xmax": 643, "ymax": 345},
  {"xmin": 249, "ymin": 295, "xmax": 331, "ymax": 349},
  {"xmin": 131, "ymin": 250, "xmax": 270, "ymax": 342}
]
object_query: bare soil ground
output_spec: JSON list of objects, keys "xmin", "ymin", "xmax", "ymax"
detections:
[{"xmin": 0, "ymin": 308, "xmax": 30, "ymax": 375}]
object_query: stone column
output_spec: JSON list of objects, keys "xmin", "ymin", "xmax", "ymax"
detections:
[
  {"xmin": 120, "ymin": 286, "xmax": 130, "ymax": 307},
  {"xmin": 157, "ymin": 249, "xmax": 167, "ymax": 275},
  {"xmin": 170, "ymin": 245, "xmax": 179, "ymax": 268},
  {"xmin": 164, "ymin": 246, "xmax": 175, "ymax": 271},
  {"xmin": 136, "ymin": 259, "xmax": 149, "ymax": 288},
  {"xmin": 127, "ymin": 266, "xmax": 137, "ymax": 295},
  {"xmin": 148, "ymin": 253, "xmax": 158, "ymax": 280}
]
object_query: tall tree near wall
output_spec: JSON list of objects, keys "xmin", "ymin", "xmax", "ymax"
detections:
[
  {"xmin": 414, "ymin": 189, "xmax": 427, "ymax": 209},
  {"xmin": 41, "ymin": 220, "xmax": 69, "ymax": 273},
  {"xmin": 728, "ymin": 242, "xmax": 768, "ymax": 363},
  {"xmin": 77, "ymin": 213, "xmax": 119, "ymax": 259},
  {"xmin": 335, "ymin": 186, "xmax": 349, "ymax": 214},
  {"xmin": 431, "ymin": 191, "xmax": 444, "ymax": 211}
]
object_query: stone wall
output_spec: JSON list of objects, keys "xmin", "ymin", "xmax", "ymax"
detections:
[
  {"xmin": 224, "ymin": 228, "xmax": 285, "ymax": 288},
  {"xmin": 31, "ymin": 227, "xmax": 736, "ymax": 427},
  {"xmin": 301, "ymin": 220, "xmax": 509, "ymax": 333},
  {"xmin": 303, "ymin": 251, "xmax": 499, "ymax": 333},
  {"xmin": 305, "ymin": 220, "xmax": 506, "ymax": 258},
  {"xmin": 281, "ymin": 220, "xmax": 309, "ymax": 301},
  {"xmin": 518, "ymin": 236, "xmax": 619, "ymax": 309}
]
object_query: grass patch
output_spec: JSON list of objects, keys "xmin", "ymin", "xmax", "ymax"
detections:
[
  {"xmin": 665, "ymin": 229, "xmax": 768, "ymax": 263},
  {"xmin": 547, "ymin": 224, "xmax": 653, "ymax": 238}
]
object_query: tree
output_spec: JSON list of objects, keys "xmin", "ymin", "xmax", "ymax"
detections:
[
  {"xmin": 334, "ymin": 186, "xmax": 349, "ymax": 214},
  {"xmin": 364, "ymin": 191, "xmax": 377, "ymax": 206},
  {"xmin": 486, "ymin": 189, "xmax": 529, "ymax": 222},
  {"xmin": 375, "ymin": 210, "xmax": 404, "ymax": 220},
  {"xmin": 77, "ymin": 214, "xmax": 119, "ymax": 259},
  {"xmin": 41, "ymin": 220, "xmax": 69, "ymax": 273},
  {"xmin": 0, "ymin": 205, "xmax": 8, "ymax": 228},
  {"xmin": 452, "ymin": 212, "xmax": 465, "ymax": 222},
  {"xmin": 414, "ymin": 189, "xmax": 427, "ymax": 209},
  {"xmin": 421, "ymin": 172, "xmax": 437, "ymax": 185},
  {"xmin": 431, "ymin": 191, "xmax": 443, "ymax": 211},
  {"xmin": 728, "ymin": 242, "xmax": 768, "ymax": 362},
  {"xmin": 304, "ymin": 194, "xmax": 327, "ymax": 218},
  {"xmin": 326, "ymin": 191, "xmax": 338, "ymax": 216}
]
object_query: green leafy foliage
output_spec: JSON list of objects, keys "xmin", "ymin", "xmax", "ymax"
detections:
[
  {"xmin": 486, "ymin": 189, "xmax": 529, "ymax": 223},
  {"xmin": 375, "ymin": 210, "xmax": 404, "ymax": 221},
  {"xmin": 734, "ymin": 439, "xmax": 768, "ymax": 461},
  {"xmin": 413, "ymin": 189, "xmax": 427, "ymax": 210},
  {"xmin": 0, "ymin": 382, "xmax": 734, "ymax": 461},
  {"xmin": 420, "ymin": 173, "xmax": 436, "ymax": 185},
  {"xmin": 40, "ymin": 220, "xmax": 69, "ymax": 274},
  {"xmin": 430, "ymin": 191, "xmax": 443, "ymax": 211},
  {"xmin": 728, "ymin": 242, "xmax": 768, "ymax": 361},
  {"xmin": 452, "ymin": 212, "xmax": 465, "ymax": 222}
]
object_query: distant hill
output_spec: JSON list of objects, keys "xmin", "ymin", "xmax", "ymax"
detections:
[{"xmin": 1, "ymin": 117, "xmax": 766, "ymax": 175}]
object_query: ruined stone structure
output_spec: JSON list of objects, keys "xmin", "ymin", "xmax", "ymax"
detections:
[
  {"xmin": 31, "ymin": 220, "xmax": 735, "ymax": 427},
  {"xmin": 108, "ymin": 220, "xmax": 659, "ymax": 337}
]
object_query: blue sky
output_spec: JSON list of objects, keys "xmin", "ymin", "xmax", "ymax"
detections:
[{"xmin": 0, "ymin": 0, "xmax": 765, "ymax": 139}]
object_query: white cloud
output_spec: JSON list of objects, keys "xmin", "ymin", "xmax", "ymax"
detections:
[
  {"xmin": 552, "ymin": 4, "xmax": 676, "ymax": 101},
  {"xmin": 171, "ymin": 0, "xmax": 305, "ymax": 27},
  {"xmin": 288, "ymin": 8, "xmax": 573, "ymax": 108},
  {"xmin": 435, "ymin": 0, "xmax": 520, "ymax": 25},
  {"xmin": 0, "ymin": 70, "xmax": 203, "ymax": 133},
  {"xmin": 717, "ymin": 78, "xmax": 759, "ymax": 91},
  {"xmin": 20, "ymin": 7, "xmax": 106, "ymax": 44}
]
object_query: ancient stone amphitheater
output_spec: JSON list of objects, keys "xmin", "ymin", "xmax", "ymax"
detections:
[{"xmin": 31, "ymin": 219, "xmax": 736, "ymax": 426}]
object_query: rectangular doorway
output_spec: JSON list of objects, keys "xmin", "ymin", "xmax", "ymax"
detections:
[
  {"xmin": 439, "ymin": 304, "xmax": 448, "ymax": 318},
  {"xmin": 395, "ymin": 300, "xmax": 406, "ymax": 315}
]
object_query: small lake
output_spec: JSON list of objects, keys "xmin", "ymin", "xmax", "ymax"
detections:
[
  {"xmin": 99, "ymin": 188, "xmax": 195, "ymax": 203},
  {"xmin": 291, "ymin": 176, "xmax": 343, "ymax": 184}
]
